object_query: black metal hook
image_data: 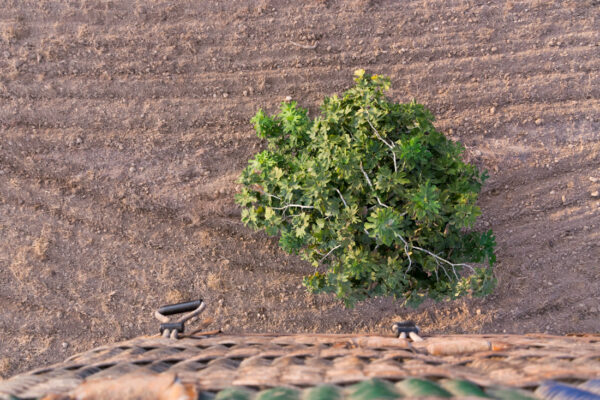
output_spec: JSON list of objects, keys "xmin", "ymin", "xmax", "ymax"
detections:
[{"xmin": 155, "ymin": 299, "xmax": 205, "ymax": 339}]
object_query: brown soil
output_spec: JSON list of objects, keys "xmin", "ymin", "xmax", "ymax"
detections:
[{"xmin": 1, "ymin": 0, "xmax": 599, "ymax": 378}]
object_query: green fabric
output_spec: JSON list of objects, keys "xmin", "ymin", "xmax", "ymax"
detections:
[
  {"xmin": 209, "ymin": 380, "xmax": 545, "ymax": 400},
  {"xmin": 303, "ymin": 385, "xmax": 343, "ymax": 400},
  {"xmin": 215, "ymin": 387, "xmax": 255, "ymax": 400},
  {"xmin": 256, "ymin": 387, "xmax": 301, "ymax": 400},
  {"xmin": 485, "ymin": 387, "xmax": 538, "ymax": 400},
  {"xmin": 440, "ymin": 379, "xmax": 491, "ymax": 397},
  {"xmin": 198, "ymin": 391, "xmax": 217, "ymax": 400},
  {"xmin": 395, "ymin": 378, "xmax": 452, "ymax": 397},
  {"xmin": 347, "ymin": 379, "xmax": 402, "ymax": 400}
]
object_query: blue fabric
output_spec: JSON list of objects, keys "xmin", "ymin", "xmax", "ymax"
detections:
[
  {"xmin": 580, "ymin": 380, "xmax": 600, "ymax": 395},
  {"xmin": 537, "ymin": 381, "xmax": 600, "ymax": 400}
]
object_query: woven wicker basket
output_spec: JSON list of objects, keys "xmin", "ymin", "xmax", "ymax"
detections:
[{"xmin": 2, "ymin": 332, "xmax": 600, "ymax": 399}]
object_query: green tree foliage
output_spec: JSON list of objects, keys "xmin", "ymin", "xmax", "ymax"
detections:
[{"xmin": 236, "ymin": 70, "xmax": 496, "ymax": 307}]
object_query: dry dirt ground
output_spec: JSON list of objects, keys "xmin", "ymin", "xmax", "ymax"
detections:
[{"xmin": 1, "ymin": 0, "xmax": 599, "ymax": 378}]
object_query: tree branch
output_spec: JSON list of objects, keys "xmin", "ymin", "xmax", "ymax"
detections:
[
  {"xmin": 264, "ymin": 193, "xmax": 282, "ymax": 201},
  {"xmin": 366, "ymin": 117, "xmax": 397, "ymax": 172},
  {"xmin": 272, "ymin": 204, "xmax": 315, "ymax": 211},
  {"xmin": 335, "ymin": 188, "xmax": 348, "ymax": 208},
  {"xmin": 394, "ymin": 232, "xmax": 413, "ymax": 277},
  {"xmin": 359, "ymin": 162, "xmax": 389, "ymax": 208},
  {"xmin": 318, "ymin": 245, "xmax": 341, "ymax": 263},
  {"xmin": 392, "ymin": 233, "xmax": 476, "ymax": 280},
  {"xmin": 412, "ymin": 245, "xmax": 476, "ymax": 274},
  {"xmin": 261, "ymin": 190, "xmax": 320, "ymax": 215}
]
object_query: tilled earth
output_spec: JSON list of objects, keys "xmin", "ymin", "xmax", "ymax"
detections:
[{"xmin": 0, "ymin": 0, "xmax": 599, "ymax": 377}]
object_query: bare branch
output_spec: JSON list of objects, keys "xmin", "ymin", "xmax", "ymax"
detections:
[
  {"xmin": 394, "ymin": 232, "xmax": 413, "ymax": 277},
  {"xmin": 318, "ymin": 245, "xmax": 341, "ymax": 263},
  {"xmin": 366, "ymin": 119, "xmax": 394, "ymax": 149},
  {"xmin": 272, "ymin": 204, "xmax": 315, "ymax": 211},
  {"xmin": 439, "ymin": 263, "xmax": 452, "ymax": 281},
  {"xmin": 376, "ymin": 197, "xmax": 389, "ymax": 208},
  {"xmin": 412, "ymin": 244, "xmax": 476, "ymax": 274},
  {"xmin": 366, "ymin": 118, "xmax": 397, "ymax": 172},
  {"xmin": 335, "ymin": 188, "xmax": 348, "ymax": 208},
  {"xmin": 359, "ymin": 162, "xmax": 373, "ymax": 187},
  {"xmin": 359, "ymin": 162, "xmax": 389, "ymax": 208},
  {"xmin": 262, "ymin": 190, "xmax": 321, "ymax": 215},
  {"xmin": 264, "ymin": 193, "xmax": 282, "ymax": 201},
  {"xmin": 392, "ymin": 233, "xmax": 476, "ymax": 280},
  {"xmin": 451, "ymin": 265, "xmax": 460, "ymax": 281}
]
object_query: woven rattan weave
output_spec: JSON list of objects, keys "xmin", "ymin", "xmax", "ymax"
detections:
[{"xmin": 1, "ymin": 333, "xmax": 600, "ymax": 399}]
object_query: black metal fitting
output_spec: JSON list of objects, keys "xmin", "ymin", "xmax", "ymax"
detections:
[
  {"xmin": 155, "ymin": 299, "xmax": 205, "ymax": 338},
  {"xmin": 158, "ymin": 300, "xmax": 203, "ymax": 316},
  {"xmin": 391, "ymin": 321, "xmax": 420, "ymax": 337},
  {"xmin": 159, "ymin": 322, "xmax": 185, "ymax": 335}
]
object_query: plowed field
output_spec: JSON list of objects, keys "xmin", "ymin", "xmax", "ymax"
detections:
[{"xmin": 1, "ymin": 0, "xmax": 599, "ymax": 377}]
